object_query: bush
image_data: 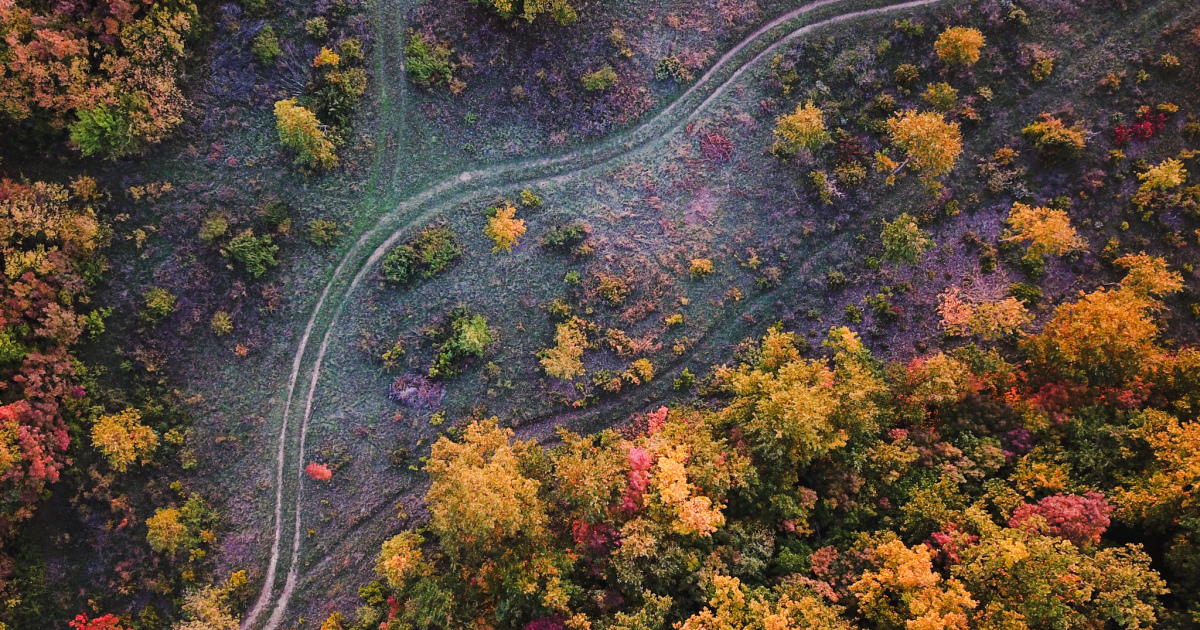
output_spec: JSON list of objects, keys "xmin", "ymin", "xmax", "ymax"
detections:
[
  {"xmin": 1022, "ymin": 114, "xmax": 1085, "ymax": 161},
  {"xmin": 655, "ymin": 56, "xmax": 692, "ymax": 82},
  {"xmin": 382, "ymin": 224, "xmax": 461, "ymax": 284},
  {"xmin": 541, "ymin": 221, "xmax": 590, "ymax": 251},
  {"xmin": 91, "ymin": 409, "xmax": 158, "ymax": 472},
  {"xmin": 582, "ymin": 66, "xmax": 617, "ymax": 91},
  {"xmin": 429, "ymin": 308, "xmax": 493, "ymax": 379},
  {"xmin": 405, "ymin": 30, "xmax": 454, "ymax": 87},
  {"xmin": 773, "ymin": 102, "xmax": 830, "ymax": 154},
  {"xmin": 826, "ymin": 270, "xmax": 847, "ymax": 290},
  {"xmin": 252, "ymin": 26, "xmax": 282, "ymax": 65},
  {"xmin": 200, "ymin": 214, "xmax": 229, "ymax": 243},
  {"xmin": 921, "ymin": 83, "xmax": 958, "ymax": 113},
  {"xmin": 881, "ymin": 213, "xmax": 930, "ymax": 264},
  {"xmin": 274, "ymin": 99, "xmax": 338, "ymax": 169},
  {"xmin": 519, "ymin": 189, "xmax": 542, "ymax": 207},
  {"xmin": 689, "ymin": 258, "xmax": 715, "ymax": 278},
  {"xmin": 894, "ymin": 64, "xmax": 920, "ymax": 87},
  {"xmin": 470, "ymin": 0, "xmax": 577, "ymax": 24},
  {"xmin": 1009, "ymin": 282, "xmax": 1043, "ymax": 307},
  {"xmin": 224, "ymin": 230, "xmax": 280, "ymax": 278},
  {"xmin": 934, "ymin": 27, "xmax": 985, "ymax": 66},
  {"xmin": 305, "ymin": 17, "xmax": 328, "ymax": 39},
  {"xmin": 141, "ymin": 287, "xmax": 177, "ymax": 324},
  {"xmin": 307, "ymin": 218, "xmax": 342, "ymax": 245},
  {"xmin": 70, "ymin": 105, "xmax": 139, "ymax": 158},
  {"xmin": 211, "ymin": 311, "xmax": 234, "ymax": 336}
]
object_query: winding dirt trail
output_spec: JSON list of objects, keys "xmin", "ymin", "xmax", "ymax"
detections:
[{"xmin": 240, "ymin": 0, "xmax": 942, "ymax": 627}]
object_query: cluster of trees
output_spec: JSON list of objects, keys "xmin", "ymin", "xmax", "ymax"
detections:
[
  {"xmin": 333, "ymin": 251, "xmax": 1200, "ymax": 630},
  {"xmin": 0, "ymin": 0, "xmax": 198, "ymax": 156},
  {"xmin": 0, "ymin": 177, "xmax": 112, "ymax": 596}
]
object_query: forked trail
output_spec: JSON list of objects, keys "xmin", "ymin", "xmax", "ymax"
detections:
[{"xmin": 241, "ymin": 0, "xmax": 942, "ymax": 627}]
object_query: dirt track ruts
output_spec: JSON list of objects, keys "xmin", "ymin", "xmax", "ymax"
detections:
[{"xmin": 240, "ymin": 0, "xmax": 942, "ymax": 627}]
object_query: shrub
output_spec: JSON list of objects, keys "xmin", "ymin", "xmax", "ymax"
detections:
[
  {"xmin": 307, "ymin": 218, "xmax": 342, "ymax": 245},
  {"xmin": 141, "ymin": 287, "xmax": 177, "ymax": 324},
  {"xmin": 520, "ymin": 189, "xmax": 543, "ymax": 207},
  {"xmin": 582, "ymin": 66, "xmax": 618, "ymax": 91},
  {"xmin": 894, "ymin": 64, "xmax": 920, "ymax": 87},
  {"xmin": 313, "ymin": 47, "xmax": 340, "ymax": 68},
  {"xmin": 541, "ymin": 222, "xmax": 590, "ymax": 251},
  {"xmin": 894, "ymin": 18, "xmax": 925, "ymax": 38},
  {"xmin": 429, "ymin": 309, "xmax": 493, "ymax": 379},
  {"xmin": 382, "ymin": 224, "xmax": 461, "ymax": 284},
  {"xmin": 1132, "ymin": 158, "xmax": 1187, "ymax": 208},
  {"xmin": 1031, "ymin": 57, "xmax": 1054, "ymax": 82},
  {"xmin": 70, "ymin": 105, "xmax": 140, "ymax": 158},
  {"xmin": 484, "ymin": 204, "xmax": 527, "ymax": 253},
  {"xmin": 655, "ymin": 56, "xmax": 692, "ymax": 82},
  {"xmin": 773, "ymin": 102, "xmax": 831, "ymax": 154},
  {"xmin": 404, "ymin": 30, "xmax": 454, "ymax": 87},
  {"xmin": 921, "ymin": 83, "xmax": 958, "ymax": 113},
  {"xmin": 1022, "ymin": 114, "xmax": 1085, "ymax": 161},
  {"xmin": 200, "ymin": 214, "xmax": 229, "ymax": 243},
  {"xmin": 689, "ymin": 258, "xmax": 714, "ymax": 278},
  {"xmin": 91, "ymin": 409, "xmax": 158, "ymax": 472},
  {"xmin": 1009, "ymin": 282, "xmax": 1043, "ymax": 306},
  {"xmin": 826, "ymin": 270, "xmax": 847, "ymax": 290},
  {"xmin": 339, "ymin": 38, "xmax": 364, "ymax": 62},
  {"xmin": 595, "ymin": 274, "xmax": 630, "ymax": 305},
  {"xmin": 306, "ymin": 462, "xmax": 333, "ymax": 481},
  {"xmin": 305, "ymin": 17, "xmax": 328, "ymax": 39},
  {"xmin": 224, "ymin": 230, "xmax": 280, "ymax": 278},
  {"xmin": 211, "ymin": 311, "xmax": 233, "ymax": 336},
  {"xmin": 934, "ymin": 27, "xmax": 985, "ymax": 66},
  {"xmin": 252, "ymin": 26, "xmax": 282, "ymax": 65},
  {"xmin": 274, "ymin": 99, "xmax": 338, "ymax": 169},
  {"xmin": 881, "ymin": 213, "xmax": 930, "ymax": 264}
]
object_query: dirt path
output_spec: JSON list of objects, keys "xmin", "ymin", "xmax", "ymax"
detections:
[{"xmin": 241, "ymin": 0, "xmax": 941, "ymax": 627}]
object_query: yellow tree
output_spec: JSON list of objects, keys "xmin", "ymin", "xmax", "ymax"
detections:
[
  {"xmin": 425, "ymin": 418, "xmax": 546, "ymax": 556},
  {"xmin": 773, "ymin": 102, "xmax": 831, "ymax": 154},
  {"xmin": 1115, "ymin": 253, "xmax": 1184, "ymax": 297},
  {"xmin": 850, "ymin": 539, "xmax": 977, "ymax": 630},
  {"xmin": 485, "ymin": 203, "xmax": 527, "ymax": 252},
  {"xmin": 274, "ymin": 99, "xmax": 338, "ymax": 169},
  {"xmin": 1021, "ymin": 286, "xmax": 1162, "ymax": 386},
  {"xmin": 541, "ymin": 319, "xmax": 587, "ymax": 380},
  {"xmin": 91, "ymin": 408, "xmax": 158, "ymax": 472},
  {"xmin": 679, "ymin": 575, "xmax": 852, "ymax": 630},
  {"xmin": 376, "ymin": 531, "xmax": 427, "ymax": 589},
  {"xmin": 1005, "ymin": 202, "xmax": 1086, "ymax": 259},
  {"xmin": 877, "ymin": 111, "xmax": 962, "ymax": 186},
  {"xmin": 1133, "ymin": 158, "xmax": 1187, "ymax": 208},
  {"xmin": 935, "ymin": 27, "xmax": 986, "ymax": 66},
  {"xmin": 146, "ymin": 507, "xmax": 188, "ymax": 553}
]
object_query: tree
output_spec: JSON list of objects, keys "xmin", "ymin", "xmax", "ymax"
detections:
[
  {"xmin": 1005, "ymin": 202, "xmax": 1086, "ymax": 259},
  {"xmin": 485, "ymin": 204, "xmax": 527, "ymax": 253},
  {"xmin": 424, "ymin": 419, "xmax": 546, "ymax": 557},
  {"xmin": 542, "ymin": 319, "xmax": 587, "ymax": 380},
  {"xmin": 680, "ymin": 575, "xmax": 852, "ymax": 630},
  {"xmin": 70, "ymin": 105, "xmax": 140, "ymax": 158},
  {"xmin": 91, "ymin": 408, "xmax": 158, "ymax": 472},
  {"xmin": 773, "ymin": 102, "xmax": 831, "ymax": 154},
  {"xmin": 274, "ymin": 99, "xmax": 338, "ymax": 169},
  {"xmin": 877, "ymin": 111, "xmax": 962, "ymax": 185},
  {"xmin": 1021, "ymin": 287, "xmax": 1161, "ymax": 386},
  {"xmin": 1133, "ymin": 158, "xmax": 1187, "ymax": 208},
  {"xmin": 881, "ymin": 213, "xmax": 930, "ymax": 264},
  {"xmin": 1009, "ymin": 493, "xmax": 1113, "ymax": 547},
  {"xmin": 146, "ymin": 507, "xmax": 188, "ymax": 554},
  {"xmin": 921, "ymin": 82, "xmax": 959, "ymax": 113},
  {"xmin": 935, "ymin": 27, "xmax": 985, "ymax": 66},
  {"xmin": 1114, "ymin": 253, "xmax": 1183, "ymax": 297},
  {"xmin": 376, "ymin": 531, "xmax": 426, "ymax": 589},
  {"xmin": 850, "ymin": 539, "xmax": 976, "ymax": 630}
]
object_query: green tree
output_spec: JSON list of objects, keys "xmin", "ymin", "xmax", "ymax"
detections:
[
  {"xmin": 223, "ymin": 230, "xmax": 279, "ymax": 278},
  {"xmin": 881, "ymin": 213, "xmax": 930, "ymax": 264}
]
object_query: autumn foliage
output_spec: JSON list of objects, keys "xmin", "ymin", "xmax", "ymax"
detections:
[
  {"xmin": 274, "ymin": 99, "xmax": 338, "ymax": 169},
  {"xmin": 0, "ymin": 0, "xmax": 197, "ymax": 154}
]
